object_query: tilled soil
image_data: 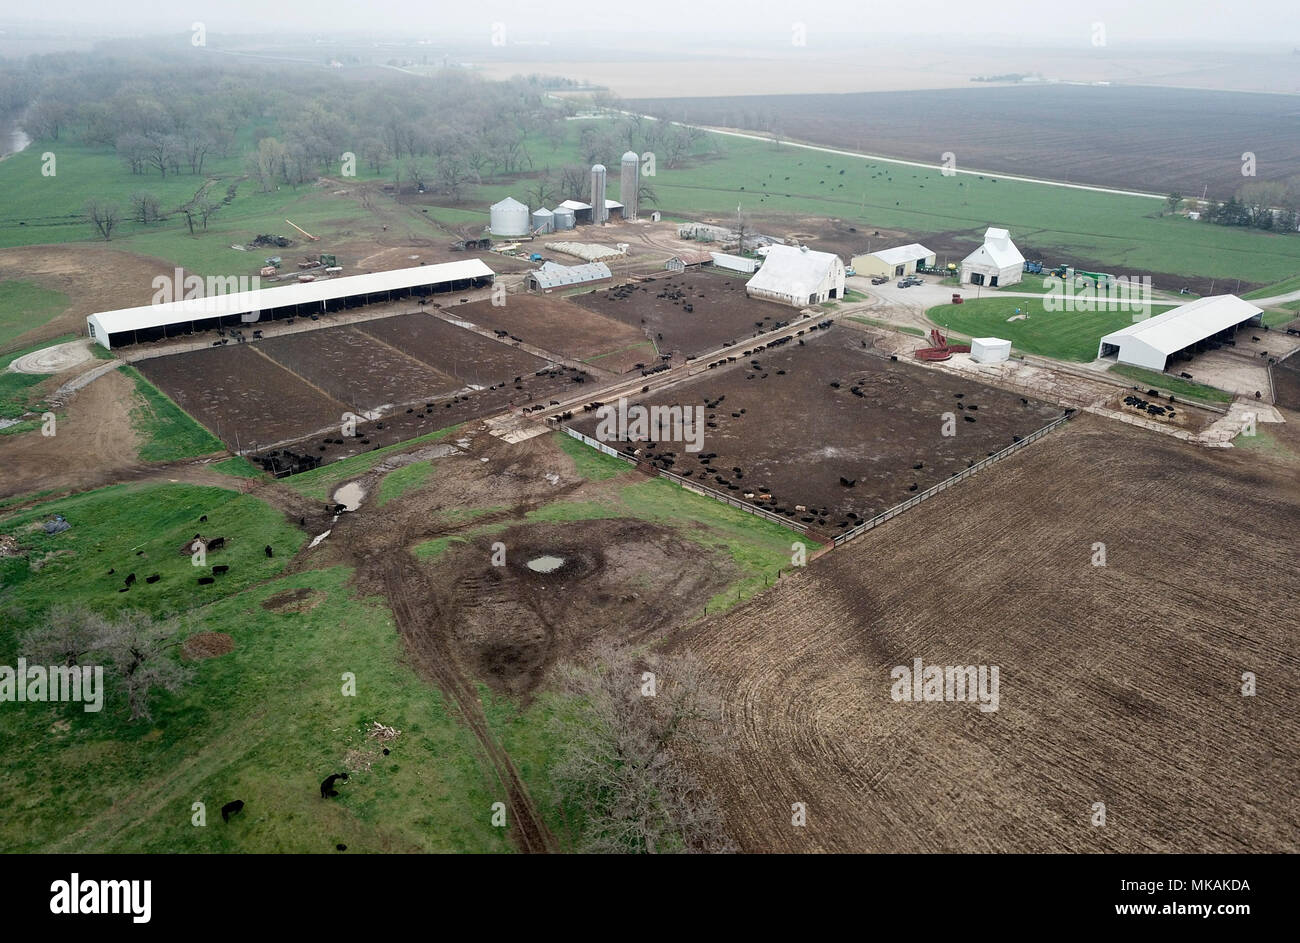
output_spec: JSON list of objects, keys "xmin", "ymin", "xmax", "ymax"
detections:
[{"xmin": 667, "ymin": 415, "xmax": 1300, "ymax": 853}]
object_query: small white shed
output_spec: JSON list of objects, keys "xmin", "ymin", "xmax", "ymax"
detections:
[{"xmin": 971, "ymin": 337, "xmax": 1012, "ymax": 364}]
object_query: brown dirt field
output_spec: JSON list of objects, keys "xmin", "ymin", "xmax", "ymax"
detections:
[
  {"xmin": 137, "ymin": 315, "xmax": 593, "ymax": 456},
  {"xmin": 572, "ymin": 269, "xmax": 798, "ymax": 359},
  {"xmin": 571, "ymin": 329, "xmax": 1061, "ymax": 529},
  {"xmin": 1273, "ymin": 356, "xmax": 1300, "ymax": 412},
  {"xmin": 449, "ymin": 295, "xmax": 653, "ymax": 374},
  {"xmin": 136, "ymin": 344, "xmax": 344, "ymax": 451},
  {"xmin": 256, "ymin": 325, "xmax": 461, "ymax": 409},
  {"xmin": 667, "ymin": 414, "xmax": 1300, "ymax": 853},
  {"xmin": 355, "ymin": 313, "xmax": 556, "ymax": 388},
  {"xmin": 0, "ymin": 244, "xmax": 176, "ymax": 353},
  {"xmin": 430, "ymin": 518, "xmax": 737, "ymax": 696},
  {"xmin": 0, "ymin": 367, "xmax": 142, "ymax": 501},
  {"xmin": 630, "ymin": 85, "xmax": 1300, "ymax": 198}
]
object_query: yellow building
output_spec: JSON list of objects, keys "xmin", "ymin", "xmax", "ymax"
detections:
[{"xmin": 850, "ymin": 243, "xmax": 936, "ymax": 279}]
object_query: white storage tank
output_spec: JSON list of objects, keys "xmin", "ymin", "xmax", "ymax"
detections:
[
  {"xmin": 490, "ymin": 197, "xmax": 530, "ymax": 237},
  {"xmin": 552, "ymin": 206, "xmax": 576, "ymax": 230},
  {"xmin": 532, "ymin": 207, "xmax": 554, "ymax": 234},
  {"xmin": 971, "ymin": 337, "xmax": 1012, "ymax": 364}
]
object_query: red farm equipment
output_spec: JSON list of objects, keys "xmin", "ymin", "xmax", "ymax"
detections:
[{"xmin": 914, "ymin": 328, "xmax": 971, "ymax": 362}]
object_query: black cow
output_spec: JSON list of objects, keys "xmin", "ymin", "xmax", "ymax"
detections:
[
  {"xmin": 221, "ymin": 800, "xmax": 244, "ymax": 822},
  {"xmin": 320, "ymin": 772, "xmax": 349, "ymax": 798}
]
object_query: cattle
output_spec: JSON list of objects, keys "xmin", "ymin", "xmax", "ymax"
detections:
[
  {"xmin": 198, "ymin": 576, "xmax": 214, "ymax": 585},
  {"xmin": 213, "ymin": 565, "xmax": 229, "ymax": 575},
  {"xmin": 912, "ymin": 462, "xmax": 923, "ymax": 469},
  {"xmin": 963, "ymin": 415, "xmax": 976, "ymax": 423},
  {"xmin": 207, "ymin": 537, "xmax": 225, "ymax": 551},
  {"xmin": 264, "ymin": 545, "xmax": 274, "ymax": 558},
  {"xmin": 908, "ymin": 483, "xmax": 918, "ymax": 492},
  {"xmin": 320, "ymin": 772, "xmax": 349, "ymax": 798},
  {"xmin": 1020, "ymin": 397, "xmax": 1028, "ymax": 405},
  {"xmin": 1255, "ymin": 391, "xmax": 1262, "ymax": 399},
  {"xmin": 124, "ymin": 573, "xmax": 136, "ymax": 586},
  {"xmin": 221, "ymin": 800, "xmax": 245, "ymax": 823},
  {"xmin": 839, "ymin": 477, "xmax": 856, "ymax": 487},
  {"xmin": 146, "ymin": 574, "xmax": 161, "ymax": 584},
  {"xmin": 199, "ymin": 514, "xmax": 207, "ymax": 523},
  {"xmin": 1179, "ymin": 372, "xmax": 1193, "ymax": 379}
]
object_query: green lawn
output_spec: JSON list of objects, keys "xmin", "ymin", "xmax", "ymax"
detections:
[
  {"xmin": 927, "ymin": 296, "xmax": 1175, "ymax": 362},
  {"xmin": 0, "ymin": 482, "xmax": 512, "ymax": 853},
  {"xmin": 376, "ymin": 460, "xmax": 433, "ymax": 507},
  {"xmin": 554, "ymin": 431, "xmax": 630, "ymax": 480},
  {"xmin": 122, "ymin": 366, "xmax": 225, "ymax": 462},
  {"xmin": 0, "ymin": 280, "xmax": 69, "ymax": 348},
  {"xmin": 1108, "ymin": 364, "xmax": 1235, "ymax": 404},
  {"xmin": 1243, "ymin": 274, "xmax": 1300, "ymax": 300}
]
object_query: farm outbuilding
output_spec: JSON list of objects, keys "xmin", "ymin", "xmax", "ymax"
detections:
[
  {"xmin": 745, "ymin": 245, "xmax": 845, "ymax": 307},
  {"xmin": 960, "ymin": 228, "xmax": 1025, "ymax": 288},
  {"xmin": 557, "ymin": 199, "xmax": 592, "ymax": 226},
  {"xmin": 1097, "ymin": 295, "xmax": 1264, "ymax": 371},
  {"xmin": 971, "ymin": 337, "xmax": 1012, "ymax": 364},
  {"xmin": 489, "ymin": 197, "xmax": 531, "ymax": 237},
  {"xmin": 85, "ymin": 260, "xmax": 496, "ymax": 351},
  {"xmin": 852, "ymin": 243, "xmax": 935, "ymax": 279},
  {"xmin": 710, "ymin": 252, "xmax": 758, "ymax": 274},
  {"xmin": 528, "ymin": 261, "xmax": 613, "ymax": 292}
]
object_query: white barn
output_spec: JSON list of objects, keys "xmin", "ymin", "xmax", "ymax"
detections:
[
  {"xmin": 745, "ymin": 245, "xmax": 845, "ymax": 307},
  {"xmin": 86, "ymin": 260, "xmax": 496, "ymax": 351},
  {"xmin": 960, "ymin": 228, "xmax": 1024, "ymax": 288},
  {"xmin": 1097, "ymin": 295, "xmax": 1264, "ymax": 371}
]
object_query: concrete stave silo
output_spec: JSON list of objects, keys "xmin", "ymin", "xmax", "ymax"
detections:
[
  {"xmin": 620, "ymin": 151, "xmax": 639, "ymax": 221},
  {"xmin": 590, "ymin": 164, "xmax": 607, "ymax": 224}
]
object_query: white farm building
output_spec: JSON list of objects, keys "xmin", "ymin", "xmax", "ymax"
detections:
[
  {"xmin": 528, "ymin": 261, "xmax": 612, "ymax": 292},
  {"xmin": 85, "ymin": 260, "xmax": 496, "ymax": 350},
  {"xmin": 745, "ymin": 245, "xmax": 845, "ymax": 307},
  {"xmin": 960, "ymin": 228, "xmax": 1024, "ymax": 288},
  {"xmin": 1097, "ymin": 295, "xmax": 1264, "ymax": 371}
]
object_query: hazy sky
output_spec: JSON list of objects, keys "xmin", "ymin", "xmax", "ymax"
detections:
[{"xmin": 4, "ymin": 1, "xmax": 1298, "ymax": 46}]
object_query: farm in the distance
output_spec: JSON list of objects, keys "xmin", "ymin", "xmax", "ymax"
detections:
[{"xmin": 571, "ymin": 329, "xmax": 1063, "ymax": 529}]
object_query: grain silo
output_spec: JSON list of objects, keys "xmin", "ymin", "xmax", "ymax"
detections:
[
  {"xmin": 532, "ymin": 207, "xmax": 554, "ymax": 234},
  {"xmin": 552, "ymin": 206, "xmax": 576, "ymax": 230},
  {"xmin": 489, "ymin": 196, "xmax": 530, "ymax": 237},
  {"xmin": 620, "ymin": 151, "xmax": 639, "ymax": 221},
  {"xmin": 590, "ymin": 164, "xmax": 607, "ymax": 224}
]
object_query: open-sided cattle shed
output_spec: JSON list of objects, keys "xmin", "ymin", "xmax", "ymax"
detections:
[
  {"xmin": 1097, "ymin": 294, "xmax": 1263, "ymax": 371},
  {"xmin": 86, "ymin": 260, "xmax": 495, "ymax": 350}
]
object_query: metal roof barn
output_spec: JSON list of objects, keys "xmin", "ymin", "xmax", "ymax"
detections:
[
  {"xmin": 1098, "ymin": 295, "xmax": 1264, "ymax": 371},
  {"xmin": 85, "ymin": 260, "xmax": 496, "ymax": 350},
  {"xmin": 528, "ymin": 261, "xmax": 612, "ymax": 292},
  {"xmin": 709, "ymin": 252, "xmax": 757, "ymax": 274},
  {"xmin": 851, "ymin": 243, "xmax": 936, "ymax": 278},
  {"xmin": 745, "ymin": 244, "xmax": 845, "ymax": 307}
]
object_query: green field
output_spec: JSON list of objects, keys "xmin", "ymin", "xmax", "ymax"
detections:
[
  {"xmin": 926, "ymin": 296, "xmax": 1176, "ymax": 362},
  {"xmin": 0, "ymin": 280, "xmax": 69, "ymax": 349},
  {"xmin": 123, "ymin": 366, "xmax": 225, "ymax": 462},
  {"xmin": 4, "ymin": 118, "xmax": 1300, "ymax": 290},
  {"xmin": 0, "ymin": 482, "xmax": 513, "ymax": 853}
]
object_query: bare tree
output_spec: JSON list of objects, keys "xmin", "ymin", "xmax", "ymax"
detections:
[
  {"xmin": 129, "ymin": 191, "xmax": 161, "ymax": 225},
  {"xmin": 22, "ymin": 606, "xmax": 193, "ymax": 721},
  {"xmin": 528, "ymin": 170, "xmax": 557, "ymax": 209},
  {"xmin": 84, "ymin": 199, "xmax": 121, "ymax": 240},
  {"xmin": 549, "ymin": 643, "xmax": 735, "ymax": 854}
]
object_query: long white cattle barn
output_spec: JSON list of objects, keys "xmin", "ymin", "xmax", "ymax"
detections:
[
  {"xmin": 1097, "ymin": 294, "xmax": 1263, "ymax": 371},
  {"xmin": 86, "ymin": 260, "xmax": 495, "ymax": 350}
]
